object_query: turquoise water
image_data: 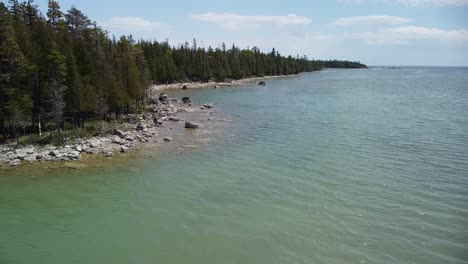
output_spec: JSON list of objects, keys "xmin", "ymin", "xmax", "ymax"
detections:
[{"xmin": 1, "ymin": 67, "xmax": 468, "ymax": 263}]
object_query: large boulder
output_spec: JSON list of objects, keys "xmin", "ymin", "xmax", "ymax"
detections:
[
  {"xmin": 111, "ymin": 135, "xmax": 121, "ymax": 144},
  {"xmin": 182, "ymin": 97, "xmax": 191, "ymax": 104},
  {"xmin": 87, "ymin": 138, "xmax": 101, "ymax": 148},
  {"xmin": 159, "ymin": 93, "xmax": 168, "ymax": 102},
  {"xmin": 49, "ymin": 150, "xmax": 60, "ymax": 157},
  {"xmin": 185, "ymin": 122, "xmax": 199, "ymax": 129},
  {"xmin": 74, "ymin": 145, "xmax": 82, "ymax": 152}
]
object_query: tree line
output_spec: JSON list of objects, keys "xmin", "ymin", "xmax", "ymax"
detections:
[{"xmin": 0, "ymin": 0, "xmax": 366, "ymax": 144}]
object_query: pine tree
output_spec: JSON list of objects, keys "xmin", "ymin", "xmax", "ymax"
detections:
[{"xmin": 0, "ymin": 2, "xmax": 32, "ymax": 143}]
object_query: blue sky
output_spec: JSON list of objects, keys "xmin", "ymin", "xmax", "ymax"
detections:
[{"xmin": 10, "ymin": 0, "xmax": 468, "ymax": 66}]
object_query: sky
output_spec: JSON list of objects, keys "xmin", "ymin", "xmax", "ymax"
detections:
[{"xmin": 10, "ymin": 0, "xmax": 468, "ymax": 66}]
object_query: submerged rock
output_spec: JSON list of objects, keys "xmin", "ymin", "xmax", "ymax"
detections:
[
  {"xmin": 163, "ymin": 137, "xmax": 173, "ymax": 142},
  {"xmin": 64, "ymin": 162, "xmax": 89, "ymax": 170},
  {"xmin": 182, "ymin": 97, "xmax": 191, "ymax": 104}
]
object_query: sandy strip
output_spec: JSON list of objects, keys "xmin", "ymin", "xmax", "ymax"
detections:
[{"xmin": 150, "ymin": 74, "xmax": 301, "ymax": 92}]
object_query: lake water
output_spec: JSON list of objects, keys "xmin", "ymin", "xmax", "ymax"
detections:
[{"xmin": 1, "ymin": 67, "xmax": 467, "ymax": 264}]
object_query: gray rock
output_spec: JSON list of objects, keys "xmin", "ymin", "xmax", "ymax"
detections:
[
  {"xmin": 36, "ymin": 154, "xmax": 43, "ymax": 160},
  {"xmin": 69, "ymin": 151, "xmax": 80, "ymax": 157},
  {"xmin": 16, "ymin": 153, "xmax": 27, "ymax": 160},
  {"xmin": 136, "ymin": 122, "xmax": 147, "ymax": 131},
  {"xmin": 25, "ymin": 156, "xmax": 37, "ymax": 162},
  {"xmin": 9, "ymin": 159, "xmax": 21, "ymax": 166},
  {"xmin": 26, "ymin": 149, "xmax": 35, "ymax": 154},
  {"xmin": 185, "ymin": 122, "xmax": 199, "ymax": 129},
  {"xmin": 202, "ymin": 104, "xmax": 213, "ymax": 109},
  {"xmin": 142, "ymin": 128, "xmax": 149, "ymax": 132},
  {"xmin": 113, "ymin": 129, "xmax": 126, "ymax": 138},
  {"xmin": 120, "ymin": 146, "xmax": 129, "ymax": 153},
  {"xmin": 75, "ymin": 145, "xmax": 82, "ymax": 152},
  {"xmin": 105, "ymin": 151, "xmax": 113, "ymax": 157},
  {"xmin": 87, "ymin": 138, "xmax": 101, "ymax": 148},
  {"xmin": 169, "ymin": 116, "xmax": 180, "ymax": 121},
  {"xmin": 163, "ymin": 137, "xmax": 173, "ymax": 142},
  {"xmin": 49, "ymin": 150, "xmax": 60, "ymax": 157},
  {"xmin": 86, "ymin": 148, "xmax": 98, "ymax": 154},
  {"xmin": 182, "ymin": 97, "xmax": 191, "ymax": 104},
  {"xmin": 111, "ymin": 135, "xmax": 121, "ymax": 143},
  {"xmin": 154, "ymin": 118, "xmax": 163, "ymax": 126},
  {"xmin": 159, "ymin": 93, "xmax": 168, "ymax": 102}
]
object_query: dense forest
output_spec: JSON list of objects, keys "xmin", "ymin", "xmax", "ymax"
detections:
[{"xmin": 0, "ymin": 0, "xmax": 366, "ymax": 144}]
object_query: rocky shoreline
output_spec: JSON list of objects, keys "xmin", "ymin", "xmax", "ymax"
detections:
[{"xmin": 0, "ymin": 93, "xmax": 212, "ymax": 168}]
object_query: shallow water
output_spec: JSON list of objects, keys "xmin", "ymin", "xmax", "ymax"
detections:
[{"xmin": 1, "ymin": 67, "xmax": 468, "ymax": 264}]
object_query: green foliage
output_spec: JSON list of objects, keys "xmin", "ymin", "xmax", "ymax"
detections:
[{"xmin": 0, "ymin": 2, "xmax": 33, "ymax": 131}]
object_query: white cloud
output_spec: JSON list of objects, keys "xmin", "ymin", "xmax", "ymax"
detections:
[
  {"xmin": 353, "ymin": 26, "xmax": 468, "ymax": 44},
  {"xmin": 395, "ymin": 0, "xmax": 468, "ymax": 6},
  {"xmin": 339, "ymin": 0, "xmax": 468, "ymax": 6},
  {"xmin": 190, "ymin": 12, "xmax": 311, "ymax": 30},
  {"xmin": 102, "ymin": 17, "xmax": 169, "ymax": 32},
  {"xmin": 333, "ymin": 15, "xmax": 411, "ymax": 27}
]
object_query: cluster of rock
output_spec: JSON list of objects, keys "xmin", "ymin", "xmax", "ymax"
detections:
[
  {"xmin": 1, "ymin": 93, "xmax": 211, "ymax": 167},
  {"xmin": 0, "ymin": 131, "xmax": 139, "ymax": 167}
]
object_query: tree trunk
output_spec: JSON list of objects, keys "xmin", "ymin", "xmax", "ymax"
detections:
[{"xmin": 38, "ymin": 115, "xmax": 42, "ymax": 136}]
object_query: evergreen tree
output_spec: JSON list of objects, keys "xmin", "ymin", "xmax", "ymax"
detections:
[{"xmin": 0, "ymin": 2, "xmax": 32, "ymax": 142}]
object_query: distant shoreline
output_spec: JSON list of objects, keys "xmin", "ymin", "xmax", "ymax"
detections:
[{"xmin": 150, "ymin": 73, "xmax": 304, "ymax": 92}]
